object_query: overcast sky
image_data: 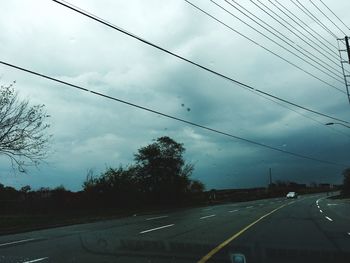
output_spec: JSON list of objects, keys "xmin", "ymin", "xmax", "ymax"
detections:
[{"xmin": 1, "ymin": 0, "xmax": 350, "ymax": 191}]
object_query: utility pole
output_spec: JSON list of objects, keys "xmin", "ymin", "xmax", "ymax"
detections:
[
  {"xmin": 345, "ymin": 36, "xmax": 350, "ymax": 63},
  {"xmin": 269, "ymin": 168, "xmax": 272, "ymax": 186},
  {"xmin": 337, "ymin": 36, "xmax": 350, "ymax": 103}
]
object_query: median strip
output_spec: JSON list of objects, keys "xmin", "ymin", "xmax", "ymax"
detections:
[
  {"xmin": 140, "ymin": 224, "xmax": 174, "ymax": 234},
  {"xmin": 200, "ymin": 214, "xmax": 216, "ymax": 220},
  {"xmin": 197, "ymin": 203, "xmax": 287, "ymax": 263}
]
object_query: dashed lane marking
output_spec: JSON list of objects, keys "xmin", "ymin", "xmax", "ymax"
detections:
[
  {"xmin": 140, "ymin": 224, "xmax": 174, "ymax": 234},
  {"xmin": 0, "ymin": 238, "xmax": 37, "ymax": 248},
  {"xmin": 200, "ymin": 214, "xmax": 216, "ymax": 220},
  {"xmin": 325, "ymin": 216, "xmax": 333, "ymax": 222},
  {"xmin": 23, "ymin": 257, "xmax": 48, "ymax": 263},
  {"xmin": 146, "ymin": 215, "xmax": 168, "ymax": 221},
  {"xmin": 197, "ymin": 203, "xmax": 287, "ymax": 263}
]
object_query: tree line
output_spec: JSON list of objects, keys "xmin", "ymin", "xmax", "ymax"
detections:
[
  {"xmin": 0, "ymin": 82, "xmax": 349, "ymax": 216},
  {"xmin": 82, "ymin": 136, "xmax": 205, "ymax": 207},
  {"xmin": 0, "ymin": 136, "xmax": 205, "ymax": 214}
]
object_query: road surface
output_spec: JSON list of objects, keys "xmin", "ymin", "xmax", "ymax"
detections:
[{"xmin": 0, "ymin": 193, "xmax": 349, "ymax": 262}]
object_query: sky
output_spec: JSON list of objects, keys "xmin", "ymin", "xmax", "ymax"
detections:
[{"xmin": 0, "ymin": 0, "xmax": 350, "ymax": 191}]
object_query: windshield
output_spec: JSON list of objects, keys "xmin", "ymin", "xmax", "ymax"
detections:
[{"xmin": 0, "ymin": 0, "xmax": 350, "ymax": 263}]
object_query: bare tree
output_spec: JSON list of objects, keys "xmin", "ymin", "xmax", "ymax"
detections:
[{"xmin": 0, "ymin": 81, "xmax": 51, "ymax": 172}]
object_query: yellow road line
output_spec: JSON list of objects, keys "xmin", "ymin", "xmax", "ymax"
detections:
[{"xmin": 197, "ymin": 203, "xmax": 287, "ymax": 263}]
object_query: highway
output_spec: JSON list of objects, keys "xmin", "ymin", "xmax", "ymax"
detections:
[{"xmin": 0, "ymin": 193, "xmax": 349, "ymax": 263}]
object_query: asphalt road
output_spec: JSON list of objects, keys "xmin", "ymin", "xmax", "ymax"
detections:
[{"xmin": 0, "ymin": 193, "xmax": 349, "ymax": 263}]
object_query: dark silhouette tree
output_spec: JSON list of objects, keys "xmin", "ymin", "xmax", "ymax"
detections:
[
  {"xmin": 83, "ymin": 166, "xmax": 141, "ymax": 207},
  {"xmin": 188, "ymin": 179, "xmax": 205, "ymax": 193},
  {"xmin": 342, "ymin": 168, "xmax": 350, "ymax": 196},
  {"xmin": 0, "ymin": 82, "xmax": 51, "ymax": 172},
  {"xmin": 20, "ymin": 185, "xmax": 31, "ymax": 193},
  {"xmin": 134, "ymin": 136, "xmax": 194, "ymax": 203},
  {"xmin": 82, "ymin": 136, "xmax": 204, "ymax": 207}
]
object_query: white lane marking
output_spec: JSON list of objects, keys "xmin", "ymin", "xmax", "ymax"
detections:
[
  {"xmin": 200, "ymin": 214, "xmax": 216, "ymax": 220},
  {"xmin": 23, "ymin": 257, "xmax": 48, "ymax": 263},
  {"xmin": 317, "ymin": 205, "xmax": 320, "ymax": 209},
  {"xmin": 246, "ymin": 206, "xmax": 254, "ymax": 209},
  {"xmin": 347, "ymin": 232, "xmax": 350, "ymax": 236},
  {"xmin": 320, "ymin": 209, "xmax": 323, "ymax": 213},
  {"xmin": 202, "ymin": 208, "xmax": 213, "ymax": 211},
  {"xmin": 140, "ymin": 224, "xmax": 174, "ymax": 234},
  {"xmin": 70, "ymin": 230, "xmax": 88, "ymax": 234},
  {"xmin": 228, "ymin": 209, "xmax": 238, "ymax": 213},
  {"xmin": 146, "ymin": 215, "xmax": 168, "ymax": 221},
  {"xmin": 327, "ymin": 204, "xmax": 338, "ymax": 206},
  {"xmin": 0, "ymin": 238, "xmax": 37, "ymax": 247},
  {"xmin": 325, "ymin": 216, "xmax": 333, "ymax": 222}
]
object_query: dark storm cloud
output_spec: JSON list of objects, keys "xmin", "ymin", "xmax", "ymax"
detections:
[{"xmin": 0, "ymin": 0, "xmax": 349, "ymax": 190}]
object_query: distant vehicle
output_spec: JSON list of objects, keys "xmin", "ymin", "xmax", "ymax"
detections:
[{"xmin": 286, "ymin": 192, "xmax": 298, "ymax": 198}]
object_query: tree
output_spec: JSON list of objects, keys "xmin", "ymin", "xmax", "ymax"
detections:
[
  {"xmin": 82, "ymin": 166, "xmax": 141, "ymax": 207},
  {"xmin": 188, "ymin": 179, "xmax": 205, "ymax": 193},
  {"xmin": 342, "ymin": 168, "xmax": 350, "ymax": 196},
  {"xmin": 0, "ymin": 82, "xmax": 51, "ymax": 172},
  {"xmin": 20, "ymin": 185, "xmax": 31, "ymax": 193},
  {"xmin": 82, "ymin": 136, "xmax": 204, "ymax": 207},
  {"xmin": 134, "ymin": 136, "xmax": 194, "ymax": 202}
]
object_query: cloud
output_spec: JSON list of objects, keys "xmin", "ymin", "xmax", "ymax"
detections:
[{"xmin": 0, "ymin": 0, "xmax": 349, "ymax": 191}]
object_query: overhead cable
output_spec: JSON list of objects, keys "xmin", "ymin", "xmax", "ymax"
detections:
[{"xmin": 0, "ymin": 60, "xmax": 346, "ymax": 167}]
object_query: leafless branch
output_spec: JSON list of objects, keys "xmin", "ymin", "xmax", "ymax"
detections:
[{"xmin": 0, "ymin": 81, "xmax": 51, "ymax": 172}]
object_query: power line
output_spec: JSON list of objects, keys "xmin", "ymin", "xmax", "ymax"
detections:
[
  {"xmin": 50, "ymin": 0, "xmax": 350, "ymax": 124},
  {"xmin": 250, "ymin": 0, "xmax": 340, "ymax": 69},
  {"xmin": 292, "ymin": 0, "xmax": 338, "ymax": 39},
  {"xmin": 244, "ymin": 87, "xmax": 350, "ymax": 139},
  {"xmin": 273, "ymin": 0, "xmax": 341, "ymax": 60},
  {"xmin": 221, "ymin": 0, "xmax": 344, "ymax": 82},
  {"xmin": 0, "ymin": 60, "xmax": 346, "ymax": 167},
  {"xmin": 318, "ymin": 0, "xmax": 350, "ymax": 32},
  {"xmin": 264, "ymin": 0, "xmax": 339, "ymax": 60},
  {"xmin": 274, "ymin": 0, "xmax": 350, "ymax": 78},
  {"xmin": 269, "ymin": 0, "xmax": 341, "ymax": 64},
  {"xmin": 184, "ymin": 0, "xmax": 345, "ymax": 94},
  {"xmin": 309, "ymin": 0, "xmax": 347, "ymax": 36}
]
